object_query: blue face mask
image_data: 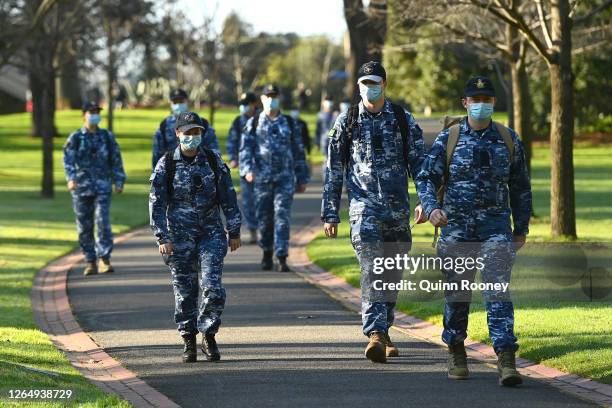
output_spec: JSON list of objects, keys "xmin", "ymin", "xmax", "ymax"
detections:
[
  {"xmin": 179, "ymin": 134, "xmax": 201, "ymax": 150},
  {"xmin": 171, "ymin": 103, "xmax": 188, "ymax": 115},
  {"xmin": 239, "ymin": 104, "xmax": 248, "ymax": 115},
  {"xmin": 267, "ymin": 98, "xmax": 280, "ymax": 111},
  {"xmin": 468, "ymin": 102, "xmax": 494, "ymax": 121},
  {"xmin": 87, "ymin": 113, "xmax": 101, "ymax": 126},
  {"xmin": 359, "ymin": 83, "xmax": 383, "ymax": 103}
]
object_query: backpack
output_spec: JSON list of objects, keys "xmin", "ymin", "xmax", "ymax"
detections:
[
  {"xmin": 164, "ymin": 148, "xmax": 220, "ymax": 202},
  {"xmin": 342, "ymin": 103, "xmax": 411, "ymax": 172},
  {"xmin": 160, "ymin": 116, "xmax": 210, "ymax": 151},
  {"xmin": 73, "ymin": 129, "xmax": 114, "ymax": 166}
]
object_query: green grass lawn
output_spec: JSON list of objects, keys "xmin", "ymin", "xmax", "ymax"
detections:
[
  {"xmin": 307, "ymin": 141, "xmax": 612, "ymax": 384},
  {"xmin": 0, "ymin": 106, "xmax": 294, "ymax": 406}
]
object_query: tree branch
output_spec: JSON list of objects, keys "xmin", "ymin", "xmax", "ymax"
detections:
[
  {"xmin": 574, "ymin": 0, "xmax": 612, "ymax": 25},
  {"xmin": 535, "ymin": 0, "xmax": 553, "ymax": 48}
]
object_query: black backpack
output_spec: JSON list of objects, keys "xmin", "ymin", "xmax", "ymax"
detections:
[
  {"xmin": 164, "ymin": 148, "xmax": 220, "ymax": 200},
  {"xmin": 343, "ymin": 103, "xmax": 411, "ymax": 171}
]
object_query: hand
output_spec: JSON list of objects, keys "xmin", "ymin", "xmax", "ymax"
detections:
[
  {"xmin": 245, "ymin": 173, "xmax": 255, "ymax": 183},
  {"xmin": 429, "ymin": 209, "xmax": 448, "ymax": 228},
  {"xmin": 414, "ymin": 204, "xmax": 427, "ymax": 224},
  {"xmin": 159, "ymin": 242, "xmax": 174, "ymax": 255},
  {"xmin": 229, "ymin": 238, "xmax": 241, "ymax": 252},
  {"xmin": 513, "ymin": 234, "xmax": 526, "ymax": 251},
  {"xmin": 229, "ymin": 160, "xmax": 238, "ymax": 169},
  {"xmin": 115, "ymin": 186, "xmax": 123, "ymax": 194},
  {"xmin": 296, "ymin": 184, "xmax": 306, "ymax": 193},
  {"xmin": 67, "ymin": 180, "xmax": 77, "ymax": 191},
  {"xmin": 324, "ymin": 222, "xmax": 338, "ymax": 238}
]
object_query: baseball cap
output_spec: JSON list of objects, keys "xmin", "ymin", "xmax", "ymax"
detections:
[
  {"xmin": 82, "ymin": 101, "xmax": 102, "ymax": 112},
  {"xmin": 176, "ymin": 112, "xmax": 205, "ymax": 133},
  {"xmin": 357, "ymin": 61, "xmax": 386, "ymax": 84},
  {"xmin": 464, "ymin": 76, "xmax": 496, "ymax": 97},
  {"xmin": 240, "ymin": 91, "xmax": 258, "ymax": 105},
  {"xmin": 169, "ymin": 88, "xmax": 188, "ymax": 100},
  {"xmin": 262, "ymin": 84, "xmax": 280, "ymax": 96}
]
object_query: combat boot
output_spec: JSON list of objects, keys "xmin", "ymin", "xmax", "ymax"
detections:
[
  {"xmin": 182, "ymin": 334, "xmax": 197, "ymax": 363},
  {"xmin": 83, "ymin": 261, "xmax": 98, "ymax": 276},
  {"xmin": 365, "ymin": 332, "xmax": 387, "ymax": 363},
  {"xmin": 277, "ymin": 256, "xmax": 291, "ymax": 272},
  {"xmin": 497, "ymin": 351, "xmax": 522, "ymax": 386},
  {"xmin": 98, "ymin": 257, "xmax": 114, "ymax": 274},
  {"xmin": 249, "ymin": 228, "xmax": 258, "ymax": 244},
  {"xmin": 447, "ymin": 343, "xmax": 469, "ymax": 379},
  {"xmin": 261, "ymin": 250, "xmax": 273, "ymax": 271},
  {"xmin": 385, "ymin": 332, "xmax": 399, "ymax": 357},
  {"xmin": 201, "ymin": 333, "xmax": 221, "ymax": 362}
]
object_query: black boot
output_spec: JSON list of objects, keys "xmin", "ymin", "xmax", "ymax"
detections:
[
  {"xmin": 277, "ymin": 256, "xmax": 291, "ymax": 272},
  {"xmin": 261, "ymin": 250, "xmax": 273, "ymax": 271},
  {"xmin": 182, "ymin": 334, "xmax": 197, "ymax": 363},
  {"xmin": 201, "ymin": 333, "xmax": 221, "ymax": 362}
]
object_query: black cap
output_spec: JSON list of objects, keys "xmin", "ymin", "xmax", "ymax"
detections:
[
  {"xmin": 262, "ymin": 84, "xmax": 279, "ymax": 96},
  {"xmin": 357, "ymin": 61, "xmax": 386, "ymax": 83},
  {"xmin": 464, "ymin": 76, "xmax": 495, "ymax": 97},
  {"xmin": 82, "ymin": 101, "xmax": 102, "ymax": 112},
  {"xmin": 169, "ymin": 88, "xmax": 188, "ymax": 100},
  {"xmin": 175, "ymin": 112, "xmax": 205, "ymax": 133},
  {"xmin": 240, "ymin": 91, "xmax": 258, "ymax": 105}
]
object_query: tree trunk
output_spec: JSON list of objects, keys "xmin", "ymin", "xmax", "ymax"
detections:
[
  {"xmin": 106, "ymin": 24, "xmax": 115, "ymax": 132},
  {"xmin": 58, "ymin": 50, "xmax": 82, "ymax": 109},
  {"xmin": 41, "ymin": 66, "xmax": 56, "ymax": 198},
  {"xmin": 30, "ymin": 71, "xmax": 44, "ymax": 137},
  {"xmin": 548, "ymin": 0, "xmax": 576, "ymax": 238}
]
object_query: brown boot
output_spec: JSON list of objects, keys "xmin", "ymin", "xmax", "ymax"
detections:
[
  {"xmin": 98, "ymin": 257, "xmax": 114, "ymax": 274},
  {"xmin": 448, "ymin": 343, "xmax": 469, "ymax": 379},
  {"xmin": 365, "ymin": 332, "xmax": 387, "ymax": 363},
  {"xmin": 497, "ymin": 351, "xmax": 523, "ymax": 386},
  {"xmin": 83, "ymin": 261, "xmax": 98, "ymax": 276},
  {"xmin": 385, "ymin": 332, "xmax": 399, "ymax": 357}
]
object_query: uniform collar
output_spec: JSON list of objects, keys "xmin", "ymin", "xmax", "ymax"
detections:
[
  {"xmin": 173, "ymin": 146, "xmax": 204, "ymax": 162},
  {"xmin": 358, "ymin": 98, "xmax": 393, "ymax": 117},
  {"xmin": 463, "ymin": 117, "xmax": 495, "ymax": 135},
  {"xmin": 80, "ymin": 126, "xmax": 100, "ymax": 135}
]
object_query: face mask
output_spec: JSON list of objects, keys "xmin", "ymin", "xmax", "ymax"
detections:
[
  {"xmin": 87, "ymin": 113, "xmax": 101, "ymax": 126},
  {"xmin": 467, "ymin": 102, "xmax": 494, "ymax": 121},
  {"xmin": 323, "ymin": 100, "xmax": 333, "ymax": 110},
  {"xmin": 359, "ymin": 83, "xmax": 383, "ymax": 103},
  {"xmin": 179, "ymin": 134, "xmax": 201, "ymax": 150},
  {"xmin": 171, "ymin": 102, "xmax": 188, "ymax": 115},
  {"xmin": 340, "ymin": 103, "xmax": 350, "ymax": 113},
  {"xmin": 239, "ymin": 104, "xmax": 248, "ymax": 115},
  {"xmin": 290, "ymin": 110, "xmax": 299, "ymax": 119}
]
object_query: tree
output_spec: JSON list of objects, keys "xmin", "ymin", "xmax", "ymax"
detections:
[{"xmin": 343, "ymin": 0, "xmax": 389, "ymax": 98}]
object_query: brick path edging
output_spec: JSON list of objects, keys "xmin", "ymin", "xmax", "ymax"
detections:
[
  {"xmin": 288, "ymin": 218, "xmax": 612, "ymax": 407},
  {"xmin": 31, "ymin": 227, "xmax": 181, "ymax": 408}
]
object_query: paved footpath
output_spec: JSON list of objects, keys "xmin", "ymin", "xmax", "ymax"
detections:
[{"xmin": 67, "ymin": 120, "xmax": 598, "ymax": 408}]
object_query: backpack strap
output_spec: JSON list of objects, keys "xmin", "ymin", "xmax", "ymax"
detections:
[
  {"xmin": 283, "ymin": 114, "xmax": 295, "ymax": 134},
  {"xmin": 160, "ymin": 118, "xmax": 168, "ymax": 151},
  {"xmin": 164, "ymin": 151, "xmax": 176, "ymax": 196},
  {"xmin": 342, "ymin": 105, "xmax": 360, "ymax": 166},
  {"xmin": 250, "ymin": 114, "xmax": 260, "ymax": 136},
  {"xmin": 494, "ymin": 121, "xmax": 514, "ymax": 163},
  {"xmin": 437, "ymin": 123, "xmax": 461, "ymax": 203},
  {"xmin": 390, "ymin": 102, "xmax": 410, "ymax": 169}
]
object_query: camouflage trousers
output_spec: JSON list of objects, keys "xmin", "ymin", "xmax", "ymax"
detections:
[
  {"xmin": 240, "ymin": 177, "xmax": 257, "ymax": 230},
  {"xmin": 350, "ymin": 213, "xmax": 412, "ymax": 336},
  {"xmin": 438, "ymin": 232, "xmax": 518, "ymax": 353},
  {"xmin": 71, "ymin": 193, "xmax": 113, "ymax": 262},
  {"xmin": 164, "ymin": 228, "xmax": 228, "ymax": 337},
  {"xmin": 254, "ymin": 178, "xmax": 295, "ymax": 257}
]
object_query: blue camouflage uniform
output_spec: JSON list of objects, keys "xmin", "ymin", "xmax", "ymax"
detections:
[
  {"xmin": 316, "ymin": 110, "xmax": 337, "ymax": 158},
  {"xmin": 63, "ymin": 127, "xmax": 126, "ymax": 262},
  {"xmin": 152, "ymin": 114, "xmax": 221, "ymax": 169},
  {"xmin": 149, "ymin": 146, "xmax": 241, "ymax": 337},
  {"xmin": 227, "ymin": 113, "xmax": 257, "ymax": 231},
  {"xmin": 239, "ymin": 112, "xmax": 310, "ymax": 257},
  {"xmin": 416, "ymin": 118, "xmax": 532, "ymax": 353},
  {"xmin": 321, "ymin": 99, "xmax": 425, "ymax": 336}
]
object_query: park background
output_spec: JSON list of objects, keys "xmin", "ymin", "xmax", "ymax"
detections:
[{"xmin": 0, "ymin": 0, "xmax": 610, "ymax": 406}]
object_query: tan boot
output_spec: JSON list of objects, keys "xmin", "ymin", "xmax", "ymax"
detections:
[
  {"xmin": 448, "ymin": 343, "xmax": 469, "ymax": 379},
  {"xmin": 83, "ymin": 261, "xmax": 98, "ymax": 276},
  {"xmin": 385, "ymin": 332, "xmax": 399, "ymax": 357},
  {"xmin": 497, "ymin": 351, "xmax": 523, "ymax": 386},
  {"xmin": 98, "ymin": 257, "xmax": 114, "ymax": 274},
  {"xmin": 365, "ymin": 332, "xmax": 387, "ymax": 363}
]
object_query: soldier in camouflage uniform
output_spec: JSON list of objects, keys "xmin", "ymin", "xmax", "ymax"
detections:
[
  {"xmin": 227, "ymin": 91, "xmax": 259, "ymax": 244},
  {"xmin": 416, "ymin": 76, "xmax": 532, "ymax": 386},
  {"xmin": 64, "ymin": 101, "xmax": 126, "ymax": 276},
  {"xmin": 321, "ymin": 62, "xmax": 427, "ymax": 363},
  {"xmin": 239, "ymin": 84, "xmax": 310, "ymax": 272},
  {"xmin": 149, "ymin": 112, "xmax": 242, "ymax": 363},
  {"xmin": 151, "ymin": 88, "xmax": 220, "ymax": 169}
]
